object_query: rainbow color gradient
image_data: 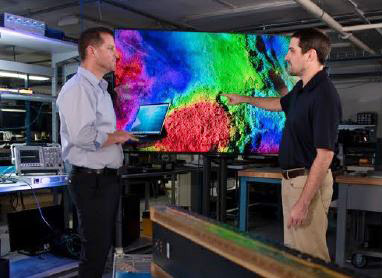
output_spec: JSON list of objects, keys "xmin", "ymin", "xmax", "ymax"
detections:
[{"xmin": 114, "ymin": 30, "xmax": 296, "ymax": 154}]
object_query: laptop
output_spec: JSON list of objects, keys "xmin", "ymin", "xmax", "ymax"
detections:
[{"xmin": 129, "ymin": 103, "xmax": 170, "ymax": 139}]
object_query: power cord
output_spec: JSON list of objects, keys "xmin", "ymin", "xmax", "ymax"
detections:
[
  {"xmin": 2, "ymin": 172, "xmax": 54, "ymax": 231},
  {"xmin": 22, "ymin": 179, "xmax": 54, "ymax": 231}
]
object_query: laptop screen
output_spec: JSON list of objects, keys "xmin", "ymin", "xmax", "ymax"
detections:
[{"xmin": 129, "ymin": 103, "xmax": 169, "ymax": 134}]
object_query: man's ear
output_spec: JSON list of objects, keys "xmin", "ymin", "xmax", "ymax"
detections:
[
  {"xmin": 87, "ymin": 45, "xmax": 96, "ymax": 58},
  {"xmin": 308, "ymin": 48, "xmax": 318, "ymax": 63}
]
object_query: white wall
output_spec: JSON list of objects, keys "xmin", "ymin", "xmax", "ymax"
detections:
[{"xmin": 335, "ymin": 81, "xmax": 382, "ymax": 137}]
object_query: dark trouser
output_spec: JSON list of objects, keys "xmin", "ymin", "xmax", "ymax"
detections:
[{"xmin": 68, "ymin": 172, "xmax": 121, "ymax": 278}]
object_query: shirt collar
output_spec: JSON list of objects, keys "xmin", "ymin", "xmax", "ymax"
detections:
[
  {"xmin": 303, "ymin": 69, "xmax": 328, "ymax": 93},
  {"xmin": 77, "ymin": 66, "xmax": 108, "ymax": 92}
]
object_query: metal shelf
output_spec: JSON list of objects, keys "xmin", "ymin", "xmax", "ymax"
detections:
[
  {"xmin": 0, "ymin": 92, "xmax": 56, "ymax": 103},
  {"xmin": 0, "ymin": 27, "xmax": 79, "ymax": 143},
  {"xmin": 0, "ymin": 27, "xmax": 76, "ymax": 54}
]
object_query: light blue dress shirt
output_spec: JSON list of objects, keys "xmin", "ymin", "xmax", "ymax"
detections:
[{"xmin": 56, "ymin": 67, "xmax": 123, "ymax": 169}]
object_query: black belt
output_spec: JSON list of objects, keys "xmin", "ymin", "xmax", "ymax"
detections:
[
  {"xmin": 281, "ymin": 168, "xmax": 308, "ymax": 180},
  {"xmin": 71, "ymin": 165, "xmax": 119, "ymax": 176}
]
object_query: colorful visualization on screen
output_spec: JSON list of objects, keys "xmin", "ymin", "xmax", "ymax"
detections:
[{"xmin": 114, "ymin": 30, "xmax": 296, "ymax": 154}]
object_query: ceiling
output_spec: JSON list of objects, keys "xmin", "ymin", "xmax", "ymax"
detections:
[{"xmin": 0, "ymin": 0, "xmax": 382, "ymax": 78}]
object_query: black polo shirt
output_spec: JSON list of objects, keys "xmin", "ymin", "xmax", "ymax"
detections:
[{"xmin": 279, "ymin": 70, "xmax": 342, "ymax": 170}]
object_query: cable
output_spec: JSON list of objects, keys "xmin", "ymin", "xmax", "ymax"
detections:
[
  {"xmin": 23, "ymin": 179, "xmax": 54, "ymax": 231},
  {"xmin": 4, "ymin": 175, "xmax": 54, "ymax": 231}
]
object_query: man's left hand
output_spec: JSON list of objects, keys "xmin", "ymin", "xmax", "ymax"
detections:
[{"xmin": 287, "ymin": 201, "xmax": 309, "ymax": 229}]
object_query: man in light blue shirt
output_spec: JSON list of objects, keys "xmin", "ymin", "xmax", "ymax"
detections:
[{"xmin": 56, "ymin": 27, "xmax": 137, "ymax": 278}]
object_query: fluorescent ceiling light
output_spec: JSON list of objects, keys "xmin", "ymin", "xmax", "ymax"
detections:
[
  {"xmin": 0, "ymin": 71, "xmax": 50, "ymax": 81},
  {"xmin": 0, "ymin": 108, "xmax": 26, "ymax": 113},
  {"xmin": 184, "ymin": 1, "xmax": 297, "ymax": 21}
]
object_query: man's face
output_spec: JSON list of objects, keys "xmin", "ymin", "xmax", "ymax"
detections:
[
  {"xmin": 285, "ymin": 37, "xmax": 307, "ymax": 77},
  {"xmin": 93, "ymin": 33, "xmax": 118, "ymax": 73}
]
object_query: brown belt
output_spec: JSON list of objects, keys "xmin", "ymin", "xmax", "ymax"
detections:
[{"xmin": 281, "ymin": 168, "xmax": 308, "ymax": 180}]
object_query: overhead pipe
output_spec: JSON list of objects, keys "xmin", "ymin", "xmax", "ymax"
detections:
[
  {"xmin": 236, "ymin": 13, "xmax": 382, "ymax": 34},
  {"xmin": 294, "ymin": 0, "xmax": 376, "ymax": 55},
  {"xmin": 234, "ymin": 10, "xmax": 382, "ymax": 33},
  {"xmin": 342, "ymin": 23, "xmax": 382, "ymax": 32}
]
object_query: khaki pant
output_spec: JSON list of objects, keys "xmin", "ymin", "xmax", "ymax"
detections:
[{"xmin": 282, "ymin": 170, "xmax": 333, "ymax": 262}]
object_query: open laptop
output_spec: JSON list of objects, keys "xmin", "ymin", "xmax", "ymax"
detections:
[{"xmin": 129, "ymin": 103, "xmax": 170, "ymax": 138}]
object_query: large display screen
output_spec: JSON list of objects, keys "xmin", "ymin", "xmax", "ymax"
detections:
[{"xmin": 114, "ymin": 29, "xmax": 296, "ymax": 154}]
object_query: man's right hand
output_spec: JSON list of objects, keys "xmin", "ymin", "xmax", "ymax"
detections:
[
  {"xmin": 103, "ymin": 130, "xmax": 139, "ymax": 147},
  {"xmin": 222, "ymin": 94, "xmax": 245, "ymax": 105},
  {"xmin": 223, "ymin": 93, "xmax": 282, "ymax": 112},
  {"xmin": 111, "ymin": 130, "xmax": 139, "ymax": 144}
]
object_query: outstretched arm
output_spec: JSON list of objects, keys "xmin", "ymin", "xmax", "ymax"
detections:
[{"xmin": 222, "ymin": 94, "xmax": 282, "ymax": 112}]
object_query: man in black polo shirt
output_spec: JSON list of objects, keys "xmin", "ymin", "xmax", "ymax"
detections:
[{"xmin": 224, "ymin": 29, "xmax": 341, "ymax": 262}]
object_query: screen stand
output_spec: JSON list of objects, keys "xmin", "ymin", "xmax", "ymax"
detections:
[
  {"xmin": 217, "ymin": 156, "xmax": 227, "ymax": 222},
  {"xmin": 202, "ymin": 155, "xmax": 211, "ymax": 217},
  {"xmin": 202, "ymin": 154, "xmax": 236, "ymax": 222}
]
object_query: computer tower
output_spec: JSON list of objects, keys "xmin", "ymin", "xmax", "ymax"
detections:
[
  {"xmin": 7, "ymin": 205, "xmax": 64, "ymax": 254},
  {"xmin": 121, "ymin": 194, "xmax": 140, "ymax": 247},
  {"xmin": 0, "ymin": 258, "xmax": 9, "ymax": 278}
]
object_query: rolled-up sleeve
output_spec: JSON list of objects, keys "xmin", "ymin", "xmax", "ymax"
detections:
[
  {"xmin": 95, "ymin": 130, "xmax": 108, "ymax": 149},
  {"xmin": 58, "ymin": 84, "xmax": 106, "ymax": 151}
]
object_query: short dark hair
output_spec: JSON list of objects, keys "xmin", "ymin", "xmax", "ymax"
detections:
[
  {"xmin": 292, "ymin": 29, "xmax": 331, "ymax": 65},
  {"xmin": 78, "ymin": 27, "xmax": 114, "ymax": 61}
]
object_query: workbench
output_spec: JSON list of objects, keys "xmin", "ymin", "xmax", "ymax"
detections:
[
  {"xmin": 335, "ymin": 175, "xmax": 382, "ymax": 266},
  {"xmin": 238, "ymin": 168, "xmax": 382, "ymax": 266}
]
